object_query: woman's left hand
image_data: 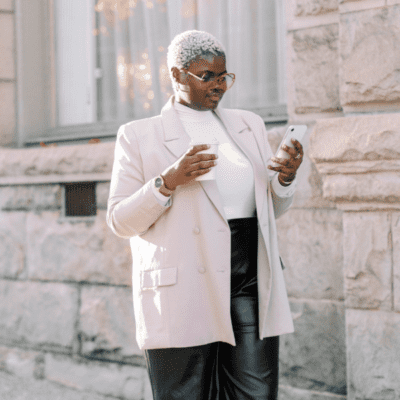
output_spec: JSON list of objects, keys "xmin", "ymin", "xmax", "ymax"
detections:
[{"xmin": 268, "ymin": 139, "xmax": 304, "ymax": 186}]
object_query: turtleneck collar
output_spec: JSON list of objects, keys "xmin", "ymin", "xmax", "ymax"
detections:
[{"xmin": 174, "ymin": 101, "xmax": 216, "ymax": 123}]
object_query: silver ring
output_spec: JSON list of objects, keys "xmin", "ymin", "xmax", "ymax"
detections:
[{"xmin": 295, "ymin": 154, "xmax": 301, "ymax": 159}]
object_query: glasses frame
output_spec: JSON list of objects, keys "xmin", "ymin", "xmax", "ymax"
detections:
[{"xmin": 185, "ymin": 70, "xmax": 236, "ymax": 90}]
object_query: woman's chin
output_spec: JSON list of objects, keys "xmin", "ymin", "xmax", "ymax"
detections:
[{"xmin": 205, "ymin": 97, "xmax": 221, "ymax": 110}]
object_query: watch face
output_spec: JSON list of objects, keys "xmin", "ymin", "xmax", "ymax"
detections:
[{"xmin": 155, "ymin": 177, "xmax": 162, "ymax": 188}]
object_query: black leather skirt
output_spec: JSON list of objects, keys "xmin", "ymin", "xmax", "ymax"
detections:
[{"xmin": 144, "ymin": 217, "xmax": 279, "ymax": 400}]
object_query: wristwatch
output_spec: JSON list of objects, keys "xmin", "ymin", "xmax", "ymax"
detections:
[{"xmin": 154, "ymin": 175, "xmax": 175, "ymax": 196}]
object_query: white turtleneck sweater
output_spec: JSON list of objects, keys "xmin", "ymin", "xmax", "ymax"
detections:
[{"xmin": 152, "ymin": 102, "xmax": 295, "ymax": 219}]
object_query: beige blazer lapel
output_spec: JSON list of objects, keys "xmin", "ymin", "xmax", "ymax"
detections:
[
  {"xmin": 161, "ymin": 97, "xmax": 191, "ymax": 160},
  {"xmin": 161, "ymin": 97, "xmax": 227, "ymax": 224}
]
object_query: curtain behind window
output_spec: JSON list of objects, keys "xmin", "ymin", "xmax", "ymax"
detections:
[{"xmin": 55, "ymin": 0, "xmax": 282, "ymax": 126}]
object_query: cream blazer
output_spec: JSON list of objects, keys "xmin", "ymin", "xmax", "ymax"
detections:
[{"xmin": 107, "ymin": 96, "xmax": 295, "ymax": 350}]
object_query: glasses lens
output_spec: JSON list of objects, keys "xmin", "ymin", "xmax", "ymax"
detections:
[
  {"xmin": 225, "ymin": 74, "xmax": 234, "ymax": 89},
  {"xmin": 218, "ymin": 74, "xmax": 234, "ymax": 90}
]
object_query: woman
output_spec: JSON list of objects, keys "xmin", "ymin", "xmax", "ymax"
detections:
[{"xmin": 107, "ymin": 30, "xmax": 303, "ymax": 400}]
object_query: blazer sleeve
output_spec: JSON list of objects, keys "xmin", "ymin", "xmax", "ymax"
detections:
[
  {"xmin": 106, "ymin": 123, "xmax": 172, "ymax": 239},
  {"xmin": 257, "ymin": 115, "xmax": 296, "ymax": 219}
]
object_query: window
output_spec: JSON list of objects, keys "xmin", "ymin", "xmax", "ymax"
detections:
[
  {"xmin": 16, "ymin": 0, "xmax": 287, "ymax": 146},
  {"xmin": 64, "ymin": 182, "xmax": 97, "ymax": 217}
]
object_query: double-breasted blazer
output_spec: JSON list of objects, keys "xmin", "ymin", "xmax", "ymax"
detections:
[{"xmin": 107, "ymin": 96, "xmax": 295, "ymax": 350}]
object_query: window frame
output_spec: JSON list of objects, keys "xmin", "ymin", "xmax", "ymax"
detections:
[{"xmin": 16, "ymin": 0, "xmax": 288, "ymax": 147}]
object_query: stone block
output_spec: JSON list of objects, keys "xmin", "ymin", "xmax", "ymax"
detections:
[
  {"xmin": 339, "ymin": 0, "xmax": 386, "ymax": 13},
  {"xmin": 0, "ymin": 0, "xmax": 13, "ymax": 10},
  {"xmin": 340, "ymin": 6, "xmax": 400, "ymax": 105},
  {"xmin": 79, "ymin": 286, "xmax": 141, "ymax": 360},
  {"xmin": 276, "ymin": 209, "xmax": 344, "ymax": 300},
  {"xmin": 0, "ymin": 82, "xmax": 15, "ymax": 146},
  {"xmin": 343, "ymin": 212, "xmax": 392, "ymax": 310},
  {"xmin": 346, "ymin": 309, "xmax": 400, "ymax": 400},
  {"xmin": 0, "ymin": 280, "xmax": 78, "ymax": 349},
  {"xmin": 26, "ymin": 211, "xmax": 131, "ymax": 285},
  {"xmin": 0, "ymin": 185, "xmax": 61, "ymax": 211},
  {"xmin": 45, "ymin": 353, "xmax": 146, "ymax": 399},
  {"xmin": 295, "ymin": 0, "xmax": 338, "ymax": 16},
  {"xmin": 0, "ymin": 14, "xmax": 14, "ymax": 79},
  {"xmin": 143, "ymin": 373, "xmax": 153, "ymax": 400},
  {"xmin": 291, "ymin": 24, "xmax": 341, "ymax": 114},
  {"xmin": 0, "ymin": 142, "xmax": 115, "ymax": 180},
  {"xmin": 392, "ymin": 213, "xmax": 400, "ymax": 312},
  {"xmin": 322, "ymin": 172, "xmax": 400, "ymax": 203},
  {"xmin": 0, "ymin": 370, "xmax": 110, "ymax": 400},
  {"xmin": 96, "ymin": 181, "xmax": 110, "ymax": 210},
  {"xmin": 0, "ymin": 212, "xmax": 26, "ymax": 279},
  {"xmin": 279, "ymin": 385, "xmax": 346, "ymax": 399},
  {"xmin": 280, "ymin": 299, "xmax": 346, "ymax": 394},
  {"xmin": 0, "ymin": 346, "xmax": 41, "ymax": 379},
  {"xmin": 310, "ymin": 113, "xmax": 400, "ymax": 163}
]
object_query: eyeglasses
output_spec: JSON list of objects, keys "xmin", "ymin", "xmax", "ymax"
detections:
[{"xmin": 186, "ymin": 71, "xmax": 236, "ymax": 90}]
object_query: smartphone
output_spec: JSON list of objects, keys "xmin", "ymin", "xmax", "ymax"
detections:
[{"xmin": 269, "ymin": 125, "xmax": 307, "ymax": 168}]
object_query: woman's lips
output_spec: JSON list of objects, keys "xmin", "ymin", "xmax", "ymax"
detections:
[{"xmin": 208, "ymin": 93, "xmax": 222, "ymax": 101}]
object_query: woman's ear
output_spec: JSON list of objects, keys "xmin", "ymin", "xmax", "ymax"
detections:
[
  {"xmin": 171, "ymin": 67, "xmax": 189, "ymax": 93},
  {"xmin": 172, "ymin": 67, "xmax": 187, "ymax": 85}
]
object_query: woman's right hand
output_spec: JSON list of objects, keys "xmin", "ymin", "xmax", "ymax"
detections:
[{"xmin": 162, "ymin": 144, "xmax": 218, "ymax": 190}]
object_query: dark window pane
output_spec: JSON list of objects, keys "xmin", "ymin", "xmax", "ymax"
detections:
[{"xmin": 65, "ymin": 182, "xmax": 97, "ymax": 217}]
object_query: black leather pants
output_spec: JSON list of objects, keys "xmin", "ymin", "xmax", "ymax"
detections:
[{"xmin": 144, "ymin": 218, "xmax": 279, "ymax": 400}]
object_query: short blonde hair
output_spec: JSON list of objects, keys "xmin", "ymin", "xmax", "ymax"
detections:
[{"xmin": 167, "ymin": 30, "xmax": 225, "ymax": 82}]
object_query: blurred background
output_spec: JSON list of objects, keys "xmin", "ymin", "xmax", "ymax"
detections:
[{"xmin": 1, "ymin": 0, "xmax": 400, "ymax": 399}]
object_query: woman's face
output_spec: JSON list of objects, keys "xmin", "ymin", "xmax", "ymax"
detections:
[{"xmin": 174, "ymin": 54, "xmax": 228, "ymax": 111}]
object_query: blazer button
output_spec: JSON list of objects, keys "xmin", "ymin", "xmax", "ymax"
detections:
[
  {"xmin": 198, "ymin": 267, "xmax": 206, "ymax": 274},
  {"xmin": 193, "ymin": 227, "xmax": 200, "ymax": 234}
]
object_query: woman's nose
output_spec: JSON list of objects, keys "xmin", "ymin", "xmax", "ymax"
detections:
[{"xmin": 211, "ymin": 77, "xmax": 227, "ymax": 91}]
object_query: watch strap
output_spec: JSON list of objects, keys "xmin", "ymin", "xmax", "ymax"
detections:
[{"xmin": 155, "ymin": 175, "xmax": 174, "ymax": 195}]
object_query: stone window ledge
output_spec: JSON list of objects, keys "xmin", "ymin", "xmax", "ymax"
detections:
[
  {"xmin": 309, "ymin": 113, "xmax": 400, "ymax": 211},
  {"xmin": 0, "ymin": 142, "xmax": 115, "ymax": 186}
]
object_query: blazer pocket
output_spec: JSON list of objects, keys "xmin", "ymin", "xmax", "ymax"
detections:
[
  {"xmin": 140, "ymin": 267, "xmax": 177, "ymax": 290},
  {"xmin": 279, "ymin": 257, "xmax": 286, "ymax": 271}
]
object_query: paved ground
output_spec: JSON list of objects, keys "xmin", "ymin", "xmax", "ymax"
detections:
[{"xmin": 0, "ymin": 370, "xmax": 114, "ymax": 400}]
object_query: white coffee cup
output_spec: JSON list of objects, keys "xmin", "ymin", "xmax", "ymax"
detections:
[{"xmin": 190, "ymin": 140, "xmax": 219, "ymax": 181}]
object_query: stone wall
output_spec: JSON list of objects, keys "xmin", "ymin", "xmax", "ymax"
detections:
[
  {"xmin": 310, "ymin": 115, "xmax": 400, "ymax": 400},
  {"xmin": 0, "ymin": 143, "xmax": 152, "ymax": 400},
  {"xmin": 283, "ymin": 1, "xmax": 400, "ymax": 399}
]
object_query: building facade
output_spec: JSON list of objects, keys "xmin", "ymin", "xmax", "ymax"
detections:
[{"xmin": 0, "ymin": 1, "xmax": 399, "ymax": 399}]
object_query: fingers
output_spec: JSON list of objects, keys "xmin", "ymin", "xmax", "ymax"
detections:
[
  {"xmin": 281, "ymin": 144, "xmax": 297, "ymax": 158},
  {"xmin": 187, "ymin": 159, "xmax": 217, "ymax": 175},
  {"xmin": 268, "ymin": 158, "xmax": 295, "ymax": 174},
  {"xmin": 291, "ymin": 139, "xmax": 304, "ymax": 157},
  {"xmin": 186, "ymin": 144, "xmax": 210, "ymax": 156},
  {"xmin": 190, "ymin": 167, "xmax": 212, "ymax": 177},
  {"xmin": 193, "ymin": 153, "xmax": 218, "ymax": 162},
  {"xmin": 270, "ymin": 157, "xmax": 289, "ymax": 167},
  {"xmin": 280, "ymin": 140, "xmax": 304, "ymax": 160}
]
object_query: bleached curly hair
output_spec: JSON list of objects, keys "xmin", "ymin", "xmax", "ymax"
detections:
[{"xmin": 167, "ymin": 30, "xmax": 226, "ymax": 86}]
